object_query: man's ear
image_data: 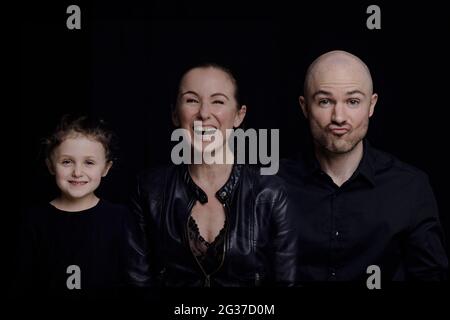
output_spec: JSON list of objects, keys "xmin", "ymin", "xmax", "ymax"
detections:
[
  {"xmin": 369, "ymin": 93, "xmax": 378, "ymax": 118},
  {"xmin": 299, "ymin": 96, "xmax": 308, "ymax": 119},
  {"xmin": 46, "ymin": 158, "xmax": 55, "ymax": 175},
  {"xmin": 102, "ymin": 161, "xmax": 113, "ymax": 177},
  {"xmin": 234, "ymin": 105, "xmax": 247, "ymax": 128}
]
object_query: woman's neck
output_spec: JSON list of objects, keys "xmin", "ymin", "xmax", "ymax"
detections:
[{"xmin": 188, "ymin": 163, "xmax": 233, "ymax": 193}]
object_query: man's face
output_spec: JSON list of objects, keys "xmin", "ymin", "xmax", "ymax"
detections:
[{"xmin": 300, "ymin": 60, "xmax": 378, "ymax": 154}]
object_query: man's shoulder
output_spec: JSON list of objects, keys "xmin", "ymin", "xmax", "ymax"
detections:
[
  {"xmin": 368, "ymin": 145, "xmax": 432, "ymax": 191},
  {"xmin": 369, "ymin": 145, "xmax": 429, "ymax": 181}
]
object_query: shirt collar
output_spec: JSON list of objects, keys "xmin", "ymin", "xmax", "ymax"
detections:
[{"xmin": 301, "ymin": 139, "xmax": 376, "ymax": 187}]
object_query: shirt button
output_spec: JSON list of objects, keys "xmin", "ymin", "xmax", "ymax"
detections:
[
  {"xmin": 220, "ymin": 191, "xmax": 227, "ymax": 198},
  {"xmin": 335, "ymin": 231, "xmax": 339, "ymax": 237}
]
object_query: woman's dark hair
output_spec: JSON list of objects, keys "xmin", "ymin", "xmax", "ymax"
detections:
[
  {"xmin": 44, "ymin": 114, "xmax": 116, "ymax": 163},
  {"xmin": 172, "ymin": 62, "xmax": 245, "ymax": 110}
]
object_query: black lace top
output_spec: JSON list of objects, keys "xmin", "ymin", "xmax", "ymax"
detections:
[{"xmin": 187, "ymin": 216, "xmax": 226, "ymax": 275}]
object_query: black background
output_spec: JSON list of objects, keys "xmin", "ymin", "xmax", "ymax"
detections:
[{"xmin": 19, "ymin": 0, "xmax": 448, "ymax": 313}]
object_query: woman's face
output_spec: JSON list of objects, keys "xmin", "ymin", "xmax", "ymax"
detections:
[{"xmin": 174, "ymin": 67, "xmax": 246, "ymax": 154}]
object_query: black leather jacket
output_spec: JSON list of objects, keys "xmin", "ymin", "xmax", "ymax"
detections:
[{"xmin": 127, "ymin": 164, "xmax": 298, "ymax": 287}]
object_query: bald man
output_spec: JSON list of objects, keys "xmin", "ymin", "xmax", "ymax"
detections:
[{"xmin": 279, "ymin": 51, "xmax": 448, "ymax": 282}]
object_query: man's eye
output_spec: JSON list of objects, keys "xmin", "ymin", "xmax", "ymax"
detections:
[
  {"xmin": 319, "ymin": 99, "xmax": 331, "ymax": 106},
  {"xmin": 348, "ymin": 99, "xmax": 360, "ymax": 106}
]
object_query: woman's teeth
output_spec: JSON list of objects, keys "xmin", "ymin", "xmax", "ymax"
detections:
[{"xmin": 194, "ymin": 126, "xmax": 217, "ymax": 135}]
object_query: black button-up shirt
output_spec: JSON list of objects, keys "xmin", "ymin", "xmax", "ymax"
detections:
[{"xmin": 279, "ymin": 140, "xmax": 448, "ymax": 281}]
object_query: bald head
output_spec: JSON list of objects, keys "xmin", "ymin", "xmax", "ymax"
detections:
[{"xmin": 304, "ymin": 50, "xmax": 373, "ymax": 97}]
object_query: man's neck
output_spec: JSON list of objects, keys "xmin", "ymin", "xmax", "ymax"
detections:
[{"xmin": 315, "ymin": 141, "xmax": 364, "ymax": 187}]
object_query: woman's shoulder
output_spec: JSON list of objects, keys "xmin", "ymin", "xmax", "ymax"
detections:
[
  {"xmin": 134, "ymin": 165, "xmax": 180, "ymax": 199},
  {"xmin": 136, "ymin": 165, "xmax": 178, "ymax": 185}
]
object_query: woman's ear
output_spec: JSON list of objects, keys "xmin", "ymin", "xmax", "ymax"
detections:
[
  {"xmin": 46, "ymin": 158, "xmax": 55, "ymax": 175},
  {"xmin": 172, "ymin": 110, "xmax": 180, "ymax": 127},
  {"xmin": 233, "ymin": 105, "xmax": 247, "ymax": 128}
]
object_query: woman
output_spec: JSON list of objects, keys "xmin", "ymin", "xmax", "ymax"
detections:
[{"xmin": 128, "ymin": 62, "xmax": 297, "ymax": 287}]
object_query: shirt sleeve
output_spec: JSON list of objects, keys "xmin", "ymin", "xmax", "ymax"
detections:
[{"xmin": 405, "ymin": 172, "xmax": 448, "ymax": 280}]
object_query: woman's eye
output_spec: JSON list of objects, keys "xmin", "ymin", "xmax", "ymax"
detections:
[
  {"xmin": 186, "ymin": 98, "xmax": 199, "ymax": 103},
  {"xmin": 212, "ymin": 100, "xmax": 225, "ymax": 104},
  {"xmin": 61, "ymin": 160, "xmax": 72, "ymax": 165},
  {"xmin": 85, "ymin": 161, "xmax": 95, "ymax": 165}
]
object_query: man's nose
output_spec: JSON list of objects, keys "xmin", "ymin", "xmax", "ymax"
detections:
[{"xmin": 331, "ymin": 102, "xmax": 347, "ymax": 125}]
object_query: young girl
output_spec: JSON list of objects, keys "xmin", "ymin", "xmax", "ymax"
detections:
[{"xmin": 16, "ymin": 115, "xmax": 131, "ymax": 298}]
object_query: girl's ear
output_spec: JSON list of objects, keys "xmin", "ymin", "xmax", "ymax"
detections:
[
  {"xmin": 102, "ymin": 161, "xmax": 113, "ymax": 177},
  {"xmin": 46, "ymin": 158, "xmax": 55, "ymax": 175}
]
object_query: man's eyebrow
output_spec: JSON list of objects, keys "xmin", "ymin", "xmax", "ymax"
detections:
[
  {"xmin": 211, "ymin": 93, "xmax": 229, "ymax": 100},
  {"xmin": 312, "ymin": 90, "xmax": 333, "ymax": 99},
  {"xmin": 346, "ymin": 90, "xmax": 366, "ymax": 96}
]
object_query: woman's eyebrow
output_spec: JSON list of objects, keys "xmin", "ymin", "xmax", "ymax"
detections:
[
  {"xmin": 211, "ymin": 93, "xmax": 229, "ymax": 100},
  {"xmin": 181, "ymin": 90, "xmax": 199, "ymax": 96}
]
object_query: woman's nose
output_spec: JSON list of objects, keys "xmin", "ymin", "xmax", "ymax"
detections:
[{"xmin": 199, "ymin": 102, "xmax": 211, "ymax": 120}]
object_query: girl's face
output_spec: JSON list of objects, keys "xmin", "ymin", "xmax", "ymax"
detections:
[{"xmin": 48, "ymin": 135, "xmax": 112, "ymax": 201}]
